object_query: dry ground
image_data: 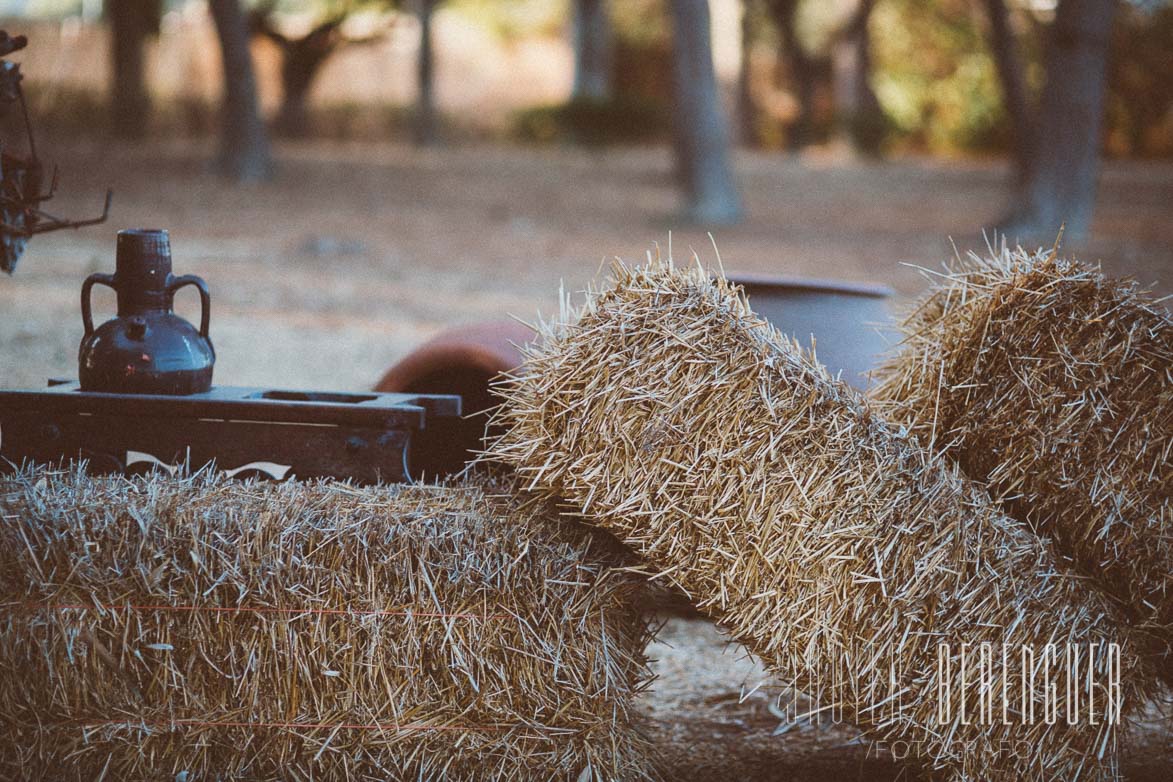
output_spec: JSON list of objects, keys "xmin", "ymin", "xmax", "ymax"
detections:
[
  {"xmin": 3, "ymin": 138, "xmax": 1171, "ymax": 393},
  {"xmin": 2, "ymin": 139, "xmax": 1171, "ymax": 779},
  {"xmin": 643, "ymin": 617, "xmax": 1171, "ymax": 781}
]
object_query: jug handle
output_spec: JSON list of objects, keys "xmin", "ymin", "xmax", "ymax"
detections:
[
  {"xmin": 81, "ymin": 273, "xmax": 117, "ymax": 336},
  {"xmin": 167, "ymin": 275, "xmax": 211, "ymax": 338}
]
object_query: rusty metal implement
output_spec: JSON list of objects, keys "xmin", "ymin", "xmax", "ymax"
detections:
[{"xmin": 1, "ymin": 29, "xmax": 111, "ymax": 274}]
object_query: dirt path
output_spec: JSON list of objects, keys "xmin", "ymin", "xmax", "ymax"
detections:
[{"xmin": 3, "ymin": 139, "xmax": 1170, "ymax": 392}]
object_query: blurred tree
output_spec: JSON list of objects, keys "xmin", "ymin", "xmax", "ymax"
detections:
[
  {"xmin": 982, "ymin": 0, "xmax": 1033, "ymax": 183},
  {"xmin": 1105, "ymin": 3, "xmax": 1173, "ymax": 157},
  {"xmin": 1007, "ymin": 0, "xmax": 1117, "ymax": 243},
  {"xmin": 670, "ymin": 0, "xmax": 742, "ymax": 224},
  {"xmin": 210, "ymin": 0, "xmax": 273, "ymax": 181},
  {"xmin": 766, "ymin": 0, "xmax": 823, "ymax": 150},
  {"xmin": 737, "ymin": 0, "xmax": 757, "ymax": 144},
  {"xmin": 447, "ymin": 0, "xmax": 566, "ymax": 39},
  {"xmin": 572, "ymin": 0, "xmax": 613, "ymax": 101},
  {"xmin": 609, "ymin": 0, "xmax": 674, "ymax": 106},
  {"xmin": 106, "ymin": 0, "xmax": 160, "ymax": 138},
  {"xmin": 740, "ymin": 1, "xmax": 883, "ymax": 153},
  {"xmin": 871, "ymin": 0, "xmax": 1010, "ymax": 154},
  {"xmin": 832, "ymin": 0, "xmax": 885, "ymax": 155},
  {"xmin": 251, "ymin": 2, "xmax": 391, "ymax": 138},
  {"xmin": 414, "ymin": 0, "xmax": 438, "ymax": 145},
  {"xmin": 842, "ymin": 0, "xmax": 1166, "ymax": 166}
]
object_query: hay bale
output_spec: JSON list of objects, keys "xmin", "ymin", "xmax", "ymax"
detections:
[
  {"xmin": 871, "ymin": 246, "xmax": 1172, "ymax": 681},
  {"xmin": 0, "ymin": 468, "xmax": 654, "ymax": 781},
  {"xmin": 488, "ymin": 258, "xmax": 1157, "ymax": 782}
]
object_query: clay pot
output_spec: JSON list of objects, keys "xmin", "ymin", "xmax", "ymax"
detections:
[
  {"xmin": 79, "ymin": 229, "xmax": 215, "ymax": 395},
  {"xmin": 727, "ymin": 273, "xmax": 894, "ymax": 389},
  {"xmin": 375, "ymin": 320, "xmax": 533, "ymax": 478}
]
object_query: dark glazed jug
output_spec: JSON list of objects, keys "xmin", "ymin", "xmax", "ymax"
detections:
[{"xmin": 79, "ymin": 229, "xmax": 214, "ymax": 395}]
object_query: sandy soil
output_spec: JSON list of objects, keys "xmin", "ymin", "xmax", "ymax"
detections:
[
  {"xmin": 3, "ymin": 139, "xmax": 1171, "ymax": 393},
  {"xmin": 2, "ymin": 139, "xmax": 1170, "ymax": 779}
]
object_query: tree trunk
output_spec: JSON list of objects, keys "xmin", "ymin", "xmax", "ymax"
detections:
[
  {"xmin": 107, "ymin": 0, "xmax": 156, "ymax": 138},
  {"xmin": 274, "ymin": 39, "xmax": 335, "ymax": 138},
  {"xmin": 209, "ymin": 0, "xmax": 272, "ymax": 182},
  {"xmin": 1010, "ymin": 0, "xmax": 1116, "ymax": 244},
  {"xmin": 254, "ymin": 16, "xmax": 346, "ymax": 139},
  {"xmin": 983, "ymin": 0, "xmax": 1034, "ymax": 184},
  {"xmin": 737, "ymin": 0, "xmax": 757, "ymax": 146},
  {"xmin": 571, "ymin": 0, "xmax": 612, "ymax": 102},
  {"xmin": 414, "ymin": 0, "xmax": 438, "ymax": 146},
  {"xmin": 845, "ymin": 0, "xmax": 884, "ymax": 155},
  {"xmin": 770, "ymin": 0, "xmax": 815, "ymax": 150},
  {"xmin": 275, "ymin": 79, "xmax": 312, "ymax": 138},
  {"xmin": 670, "ymin": 0, "xmax": 743, "ymax": 225}
]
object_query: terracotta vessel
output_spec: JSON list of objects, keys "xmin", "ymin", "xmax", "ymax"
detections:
[{"xmin": 375, "ymin": 320, "xmax": 532, "ymax": 477}]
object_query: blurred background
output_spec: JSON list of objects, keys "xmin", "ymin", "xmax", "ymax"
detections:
[
  {"xmin": 0, "ymin": 3, "xmax": 1170, "ymax": 778},
  {"xmin": 0, "ymin": 0, "xmax": 1170, "ymax": 393}
]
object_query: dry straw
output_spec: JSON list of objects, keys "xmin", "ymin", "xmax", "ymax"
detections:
[
  {"xmin": 871, "ymin": 245, "xmax": 1172, "ymax": 682},
  {"xmin": 0, "ymin": 467, "xmax": 654, "ymax": 781},
  {"xmin": 488, "ymin": 257, "xmax": 1156, "ymax": 782}
]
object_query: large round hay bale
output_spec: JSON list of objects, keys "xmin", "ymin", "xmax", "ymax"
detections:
[
  {"xmin": 871, "ymin": 247, "xmax": 1172, "ymax": 681},
  {"xmin": 488, "ymin": 258, "xmax": 1157, "ymax": 782},
  {"xmin": 0, "ymin": 469, "xmax": 654, "ymax": 781}
]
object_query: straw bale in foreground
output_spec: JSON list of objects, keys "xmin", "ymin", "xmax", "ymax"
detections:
[
  {"xmin": 871, "ymin": 246, "xmax": 1172, "ymax": 680},
  {"xmin": 488, "ymin": 259, "xmax": 1155, "ymax": 782},
  {"xmin": 0, "ymin": 468, "xmax": 653, "ymax": 781}
]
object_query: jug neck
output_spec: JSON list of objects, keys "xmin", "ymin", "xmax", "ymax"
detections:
[{"xmin": 115, "ymin": 229, "xmax": 173, "ymax": 314}]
